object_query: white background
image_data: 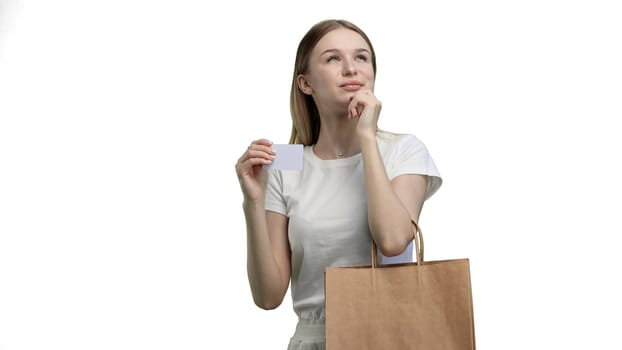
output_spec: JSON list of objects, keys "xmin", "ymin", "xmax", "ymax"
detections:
[{"xmin": 1, "ymin": 0, "xmax": 621, "ymax": 349}]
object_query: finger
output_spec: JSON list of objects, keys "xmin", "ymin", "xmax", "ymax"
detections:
[
  {"xmin": 237, "ymin": 153, "xmax": 273, "ymax": 171},
  {"xmin": 238, "ymin": 147, "xmax": 271, "ymax": 163},
  {"xmin": 250, "ymin": 138, "xmax": 273, "ymax": 148},
  {"xmin": 348, "ymin": 97, "xmax": 357, "ymax": 118},
  {"xmin": 349, "ymin": 98, "xmax": 363, "ymax": 119},
  {"xmin": 247, "ymin": 157, "xmax": 273, "ymax": 167},
  {"xmin": 248, "ymin": 140, "xmax": 276, "ymax": 155},
  {"xmin": 246, "ymin": 149, "xmax": 276, "ymax": 163},
  {"xmin": 238, "ymin": 157, "xmax": 273, "ymax": 175}
]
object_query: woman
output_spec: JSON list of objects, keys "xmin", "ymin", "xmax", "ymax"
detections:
[{"xmin": 235, "ymin": 19, "xmax": 442, "ymax": 350}]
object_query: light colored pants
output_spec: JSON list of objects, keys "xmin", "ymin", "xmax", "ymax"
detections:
[{"xmin": 287, "ymin": 318, "xmax": 325, "ymax": 350}]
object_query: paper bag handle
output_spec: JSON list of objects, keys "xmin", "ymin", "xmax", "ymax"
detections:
[{"xmin": 371, "ymin": 219, "xmax": 424, "ymax": 268}]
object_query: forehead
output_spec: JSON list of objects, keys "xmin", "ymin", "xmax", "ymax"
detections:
[{"xmin": 312, "ymin": 28, "xmax": 370, "ymax": 55}]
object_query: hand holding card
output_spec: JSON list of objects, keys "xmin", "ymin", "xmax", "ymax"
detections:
[{"xmin": 263, "ymin": 144, "xmax": 303, "ymax": 171}]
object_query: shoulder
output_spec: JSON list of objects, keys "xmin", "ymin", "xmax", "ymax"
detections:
[{"xmin": 376, "ymin": 130, "xmax": 426, "ymax": 152}]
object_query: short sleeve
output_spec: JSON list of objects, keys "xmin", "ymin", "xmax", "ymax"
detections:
[
  {"xmin": 386, "ymin": 134, "xmax": 443, "ymax": 200},
  {"xmin": 379, "ymin": 133, "xmax": 443, "ymax": 265},
  {"xmin": 264, "ymin": 169, "xmax": 288, "ymax": 216}
]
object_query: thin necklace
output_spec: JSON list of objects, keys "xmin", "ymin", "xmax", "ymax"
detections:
[{"xmin": 314, "ymin": 144, "xmax": 346, "ymax": 159}]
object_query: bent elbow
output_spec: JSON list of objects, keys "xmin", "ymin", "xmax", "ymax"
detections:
[
  {"xmin": 255, "ymin": 300, "xmax": 281, "ymax": 310},
  {"xmin": 253, "ymin": 295, "xmax": 283, "ymax": 310},
  {"xmin": 376, "ymin": 237, "xmax": 409, "ymax": 257}
]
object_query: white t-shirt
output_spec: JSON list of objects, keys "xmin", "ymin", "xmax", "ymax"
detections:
[{"xmin": 264, "ymin": 132, "xmax": 442, "ymax": 321}]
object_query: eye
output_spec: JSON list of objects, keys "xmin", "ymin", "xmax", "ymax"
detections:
[
  {"xmin": 355, "ymin": 54, "xmax": 368, "ymax": 61},
  {"xmin": 326, "ymin": 55, "xmax": 340, "ymax": 62}
]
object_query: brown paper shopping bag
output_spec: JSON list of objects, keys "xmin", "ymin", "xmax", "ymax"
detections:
[{"xmin": 325, "ymin": 221, "xmax": 475, "ymax": 350}]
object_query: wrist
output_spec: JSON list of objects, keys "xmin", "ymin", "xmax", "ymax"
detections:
[
  {"xmin": 243, "ymin": 197, "xmax": 265, "ymax": 211},
  {"xmin": 357, "ymin": 130, "xmax": 377, "ymax": 145}
]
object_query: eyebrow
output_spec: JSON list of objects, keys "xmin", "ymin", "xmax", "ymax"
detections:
[{"xmin": 320, "ymin": 48, "xmax": 370, "ymax": 56}]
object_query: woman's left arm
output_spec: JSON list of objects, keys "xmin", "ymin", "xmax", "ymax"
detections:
[
  {"xmin": 351, "ymin": 90, "xmax": 428, "ymax": 256},
  {"xmin": 360, "ymin": 134, "xmax": 428, "ymax": 256}
]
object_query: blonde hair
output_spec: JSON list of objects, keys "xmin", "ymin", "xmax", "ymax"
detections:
[{"xmin": 288, "ymin": 19, "xmax": 377, "ymax": 145}]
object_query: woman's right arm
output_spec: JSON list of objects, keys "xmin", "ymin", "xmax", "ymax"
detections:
[{"xmin": 236, "ymin": 139, "xmax": 291, "ymax": 310}]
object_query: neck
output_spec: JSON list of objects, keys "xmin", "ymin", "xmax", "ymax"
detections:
[{"xmin": 313, "ymin": 113, "xmax": 360, "ymax": 159}]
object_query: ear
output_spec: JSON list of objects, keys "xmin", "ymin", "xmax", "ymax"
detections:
[{"xmin": 297, "ymin": 74, "xmax": 313, "ymax": 95}]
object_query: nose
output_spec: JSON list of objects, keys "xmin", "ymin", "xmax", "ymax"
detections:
[{"xmin": 342, "ymin": 59, "xmax": 357, "ymax": 75}]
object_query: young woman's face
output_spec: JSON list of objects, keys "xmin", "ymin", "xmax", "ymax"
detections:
[{"xmin": 300, "ymin": 28, "xmax": 375, "ymax": 108}]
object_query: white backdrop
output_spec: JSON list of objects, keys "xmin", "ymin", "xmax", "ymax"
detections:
[{"xmin": 1, "ymin": 1, "xmax": 621, "ymax": 349}]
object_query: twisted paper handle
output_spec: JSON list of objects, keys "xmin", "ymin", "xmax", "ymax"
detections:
[{"xmin": 371, "ymin": 219, "xmax": 424, "ymax": 268}]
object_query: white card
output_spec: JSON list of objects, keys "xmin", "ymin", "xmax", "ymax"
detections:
[{"xmin": 263, "ymin": 144, "xmax": 303, "ymax": 171}]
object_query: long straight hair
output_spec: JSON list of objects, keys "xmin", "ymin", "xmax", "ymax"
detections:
[{"xmin": 288, "ymin": 19, "xmax": 377, "ymax": 145}]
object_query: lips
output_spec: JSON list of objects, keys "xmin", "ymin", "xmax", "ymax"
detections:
[{"xmin": 340, "ymin": 81, "xmax": 363, "ymax": 91}]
